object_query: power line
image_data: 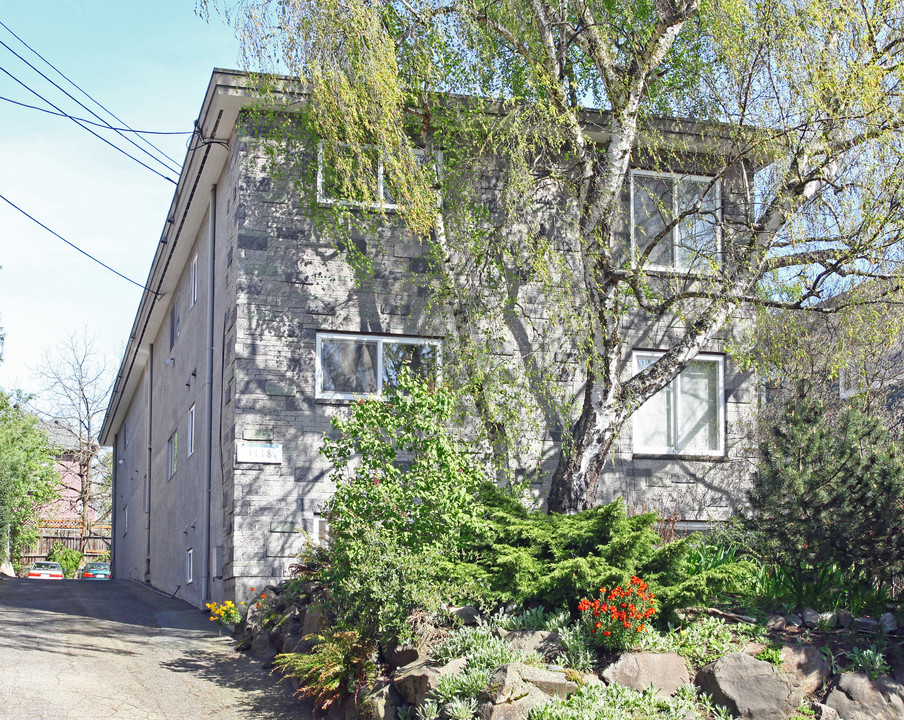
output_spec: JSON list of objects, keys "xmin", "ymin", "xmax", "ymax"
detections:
[
  {"xmin": 0, "ymin": 191, "xmax": 160, "ymax": 296},
  {"xmin": 0, "ymin": 19, "xmax": 184, "ymax": 171},
  {"xmin": 0, "ymin": 63, "xmax": 178, "ymax": 184},
  {"xmin": 0, "ymin": 94, "xmax": 193, "ymax": 135},
  {"xmin": 0, "ymin": 37, "xmax": 181, "ymax": 175}
]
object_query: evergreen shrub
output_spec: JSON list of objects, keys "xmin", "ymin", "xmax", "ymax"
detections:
[
  {"xmin": 439, "ymin": 486, "xmax": 752, "ymax": 619},
  {"xmin": 747, "ymin": 397, "xmax": 904, "ymax": 607}
]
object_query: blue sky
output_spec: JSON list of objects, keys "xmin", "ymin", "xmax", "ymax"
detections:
[{"xmin": 0, "ymin": 2, "xmax": 244, "ymax": 399}]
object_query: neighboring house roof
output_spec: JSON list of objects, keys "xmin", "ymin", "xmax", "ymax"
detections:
[{"xmin": 42, "ymin": 418, "xmax": 82, "ymax": 453}]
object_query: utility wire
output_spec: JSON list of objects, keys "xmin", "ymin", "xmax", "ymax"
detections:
[
  {"xmin": 0, "ymin": 94, "xmax": 193, "ymax": 135},
  {"xmin": 0, "ymin": 19, "xmax": 184, "ymax": 169},
  {"xmin": 0, "ymin": 191, "xmax": 160, "ymax": 296},
  {"xmin": 0, "ymin": 63, "xmax": 178, "ymax": 184},
  {"xmin": 0, "ymin": 37, "xmax": 181, "ymax": 175}
]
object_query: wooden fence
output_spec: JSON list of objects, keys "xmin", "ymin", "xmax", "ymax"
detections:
[{"xmin": 18, "ymin": 521, "xmax": 111, "ymax": 568}]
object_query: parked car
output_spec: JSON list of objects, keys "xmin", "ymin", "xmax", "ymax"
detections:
[
  {"xmin": 27, "ymin": 561, "xmax": 64, "ymax": 580},
  {"xmin": 79, "ymin": 562, "xmax": 111, "ymax": 580}
]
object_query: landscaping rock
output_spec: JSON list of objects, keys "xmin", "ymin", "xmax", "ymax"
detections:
[
  {"xmin": 302, "ymin": 602, "xmax": 325, "ymax": 636},
  {"xmin": 880, "ymin": 612, "xmax": 898, "ymax": 634},
  {"xmin": 836, "ymin": 610, "xmax": 853, "ymax": 628},
  {"xmin": 385, "ymin": 644, "xmax": 422, "ymax": 670},
  {"xmin": 695, "ymin": 652, "xmax": 803, "ymax": 720},
  {"xmin": 813, "ymin": 703, "xmax": 839, "ymax": 720},
  {"xmin": 819, "ymin": 612, "xmax": 836, "ymax": 629},
  {"xmin": 276, "ymin": 631, "xmax": 304, "ymax": 654},
  {"xmin": 394, "ymin": 658, "xmax": 464, "ymax": 706},
  {"xmin": 803, "ymin": 608, "xmax": 820, "ymax": 629},
  {"xmin": 450, "ymin": 605, "xmax": 481, "ymax": 626},
  {"xmin": 767, "ymin": 615, "xmax": 787, "ymax": 632},
  {"xmin": 853, "ymin": 617, "xmax": 880, "ymax": 634},
  {"xmin": 601, "ymin": 651, "xmax": 691, "ymax": 699},
  {"xmin": 517, "ymin": 665, "xmax": 578, "ymax": 698},
  {"xmin": 393, "ymin": 659, "xmax": 443, "ymax": 706},
  {"xmin": 780, "ymin": 644, "xmax": 830, "ymax": 695},
  {"xmin": 824, "ymin": 672, "xmax": 904, "ymax": 720},
  {"xmin": 359, "ymin": 680, "xmax": 404, "ymax": 720},
  {"xmin": 250, "ymin": 629, "xmax": 278, "ymax": 663},
  {"xmin": 477, "ymin": 663, "xmax": 551, "ymax": 720},
  {"xmin": 496, "ymin": 629, "xmax": 563, "ymax": 661},
  {"xmin": 786, "ymin": 614, "xmax": 803, "ymax": 628},
  {"xmin": 276, "ymin": 607, "xmax": 304, "ymax": 636}
]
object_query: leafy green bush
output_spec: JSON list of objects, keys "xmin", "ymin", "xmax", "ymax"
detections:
[
  {"xmin": 320, "ymin": 370, "xmax": 488, "ymax": 645},
  {"xmin": 747, "ymin": 397, "xmax": 904, "ymax": 608},
  {"xmin": 47, "ymin": 542, "xmax": 82, "ymax": 579},
  {"xmin": 439, "ymin": 487, "xmax": 752, "ymax": 619}
]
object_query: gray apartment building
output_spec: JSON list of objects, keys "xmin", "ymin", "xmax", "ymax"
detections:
[{"xmin": 99, "ymin": 70, "xmax": 758, "ymax": 609}]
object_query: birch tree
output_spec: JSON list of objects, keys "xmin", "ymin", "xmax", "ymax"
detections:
[
  {"xmin": 33, "ymin": 331, "xmax": 113, "ymax": 549},
  {"xmin": 202, "ymin": 0, "xmax": 904, "ymax": 512}
]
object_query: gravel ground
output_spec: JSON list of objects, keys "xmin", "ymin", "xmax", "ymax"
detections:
[{"xmin": 0, "ymin": 577, "xmax": 311, "ymax": 720}]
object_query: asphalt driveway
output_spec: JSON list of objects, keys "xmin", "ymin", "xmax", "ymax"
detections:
[{"xmin": 0, "ymin": 577, "xmax": 310, "ymax": 720}]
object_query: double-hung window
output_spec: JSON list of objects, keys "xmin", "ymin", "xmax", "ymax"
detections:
[
  {"xmin": 631, "ymin": 170, "xmax": 721, "ymax": 272},
  {"xmin": 316, "ymin": 142, "xmax": 441, "ymax": 210},
  {"xmin": 632, "ymin": 351, "xmax": 725, "ymax": 456},
  {"xmin": 315, "ymin": 333, "xmax": 442, "ymax": 400}
]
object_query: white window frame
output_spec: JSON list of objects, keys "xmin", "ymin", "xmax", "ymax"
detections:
[
  {"xmin": 187, "ymin": 405, "xmax": 196, "ymax": 457},
  {"xmin": 632, "ymin": 350, "xmax": 725, "ymax": 456},
  {"xmin": 315, "ymin": 332, "xmax": 443, "ymax": 400},
  {"xmin": 630, "ymin": 170, "xmax": 722, "ymax": 272},
  {"xmin": 316, "ymin": 141, "xmax": 442, "ymax": 210},
  {"xmin": 167, "ymin": 429, "xmax": 178, "ymax": 478},
  {"xmin": 186, "ymin": 548, "xmax": 193, "ymax": 584},
  {"xmin": 190, "ymin": 254, "xmax": 198, "ymax": 309}
]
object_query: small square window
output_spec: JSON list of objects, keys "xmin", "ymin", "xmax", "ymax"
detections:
[
  {"xmin": 631, "ymin": 171, "xmax": 721, "ymax": 273},
  {"xmin": 632, "ymin": 351, "xmax": 725, "ymax": 456}
]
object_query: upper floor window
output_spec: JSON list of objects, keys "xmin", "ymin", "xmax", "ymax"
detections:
[
  {"xmin": 167, "ymin": 429, "xmax": 178, "ymax": 478},
  {"xmin": 190, "ymin": 254, "xmax": 198, "ymax": 309},
  {"xmin": 315, "ymin": 332, "xmax": 442, "ymax": 400},
  {"xmin": 631, "ymin": 171, "xmax": 721, "ymax": 273},
  {"xmin": 632, "ymin": 350, "xmax": 725, "ymax": 456},
  {"xmin": 187, "ymin": 405, "xmax": 196, "ymax": 457},
  {"xmin": 316, "ymin": 142, "xmax": 441, "ymax": 210},
  {"xmin": 168, "ymin": 299, "xmax": 180, "ymax": 351}
]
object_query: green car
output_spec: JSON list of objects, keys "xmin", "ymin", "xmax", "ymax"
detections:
[{"xmin": 79, "ymin": 562, "xmax": 111, "ymax": 580}]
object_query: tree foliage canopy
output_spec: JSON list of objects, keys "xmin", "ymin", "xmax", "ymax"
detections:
[
  {"xmin": 202, "ymin": 0, "xmax": 904, "ymax": 511},
  {"xmin": 0, "ymin": 390, "xmax": 59, "ymax": 565}
]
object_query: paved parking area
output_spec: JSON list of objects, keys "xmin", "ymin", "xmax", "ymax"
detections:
[{"xmin": 0, "ymin": 577, "xmax": 310, "ymax": 720}]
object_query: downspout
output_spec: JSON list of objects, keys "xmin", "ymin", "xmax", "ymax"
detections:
[
  {"xmin": 201, "ymin": 185, "xmax": 216, "ymax": 607},
  {"xmin": 111, "ymin": 440, "xmax": 118, "ymax": 576},
  {"xmin": 146, "ymin": 343, "xmax": 154, "ymax": 582}
]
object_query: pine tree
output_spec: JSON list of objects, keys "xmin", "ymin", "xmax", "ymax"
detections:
[{"xmin": 749, "ymin": 397, "xmax": 904, "ymax": 601}]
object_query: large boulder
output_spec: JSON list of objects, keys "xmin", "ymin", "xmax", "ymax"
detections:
[
  {"xmin": 496, "ymin": 629, "xmax": 563, "ymax": 661},
  {"xmin": 359, "ymin": 680, "xmax": 404, "ymax": 720},
  {"xmin": 393, "ymin": 658, "xmax": 465, "ymax": 706},
  {"xmin": 515, "ymin": 665, "xmax": 578, "ymax": 698},
  {"xmin": 824, "ymin": 672, "xmax": 904, "ymax": 720},
  {"xmin": 696, "ymin": 652, "xmax": 803, "ymax": 720},
  {"xmin": 602, "ymin": 651, "xmax": 691, "ymax": 699},
  {"xmin": 780, "ymin": 644, "xmax": 830, "ymax": 695},
  {"xmin": 477, "ymin": 663, "xmax": 551, "ymax": 720},
  {"xmin": 250, "ymin": 629, "xmax": 278, "ymax": 663}
]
